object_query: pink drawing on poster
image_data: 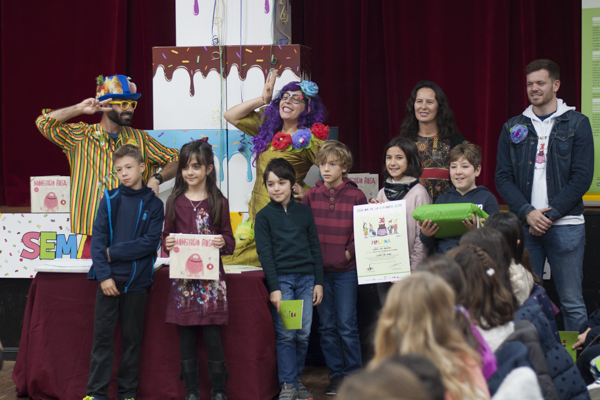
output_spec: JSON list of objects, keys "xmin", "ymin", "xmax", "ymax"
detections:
[
  {"xmin": 44, "ymin": 192, "xmax": 58, "ymax": 211},
  {"xmin": 186, "ymin": 253, "xmax": 204, "ymax": 278}
]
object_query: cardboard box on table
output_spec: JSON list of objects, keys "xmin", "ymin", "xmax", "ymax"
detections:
[
  {"xmin": 30, "ymin": 176, "xmax": 70, "ymax": 213},
  {"xmin": 175, "ymin": 0, "xmax": 292, "ymax": 47}
]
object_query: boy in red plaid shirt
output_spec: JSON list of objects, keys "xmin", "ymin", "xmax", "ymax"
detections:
[{"xmin": 301, "ymin": 140, "xmax": 367, "ymax": 395}]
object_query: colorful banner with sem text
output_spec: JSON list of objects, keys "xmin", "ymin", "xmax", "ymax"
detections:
[{"xmin": 0, "ymin": 213, "xmax": 87, "ymax": 278}]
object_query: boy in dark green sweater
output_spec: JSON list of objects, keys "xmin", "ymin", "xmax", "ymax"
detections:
[{"xmin": 255, "ymin": 158, "xmax": 324, "ymax": 400}]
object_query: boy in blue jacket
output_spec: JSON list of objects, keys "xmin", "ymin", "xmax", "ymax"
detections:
[
  {"xmin": 419, "ymin": 143, "xmax": 499, "ymax": 254},
  {"xmin": 84, "ymin": 144, "xmax": 164, "ymax": 400}
]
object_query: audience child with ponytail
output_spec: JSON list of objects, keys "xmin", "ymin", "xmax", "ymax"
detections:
[
  {"xmin": 418, "ymin": 256, "xmax": 498, "ymax": 380},
  {"xmin": 447, "ymin": 244, "xmax": 516, "ymax": 352},
  {"xmin": 372, "ymin": 272, "xmax": 490, "ymax": 400}
]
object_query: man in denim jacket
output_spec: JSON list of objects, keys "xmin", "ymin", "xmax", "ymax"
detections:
[{"xmin": 495, "ymin": 59, "xmax": 594, "ymax": 331}]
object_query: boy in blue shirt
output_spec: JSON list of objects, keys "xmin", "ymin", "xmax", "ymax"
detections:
[
  {"xmin": 84, "ymin": 144, "xmax": 164, "ymax": 400},
  {"xmin": 419, "ymin": 143, "xmax": 499, "ymax": 254},
  {"xmin": 255, "ymin": 158, "xmax": 324, "ymax": 400}
]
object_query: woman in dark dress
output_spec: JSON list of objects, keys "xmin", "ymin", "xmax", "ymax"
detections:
[{"xmin": 399, "ymin": 81, "xmax": 466, "ymax": 202}]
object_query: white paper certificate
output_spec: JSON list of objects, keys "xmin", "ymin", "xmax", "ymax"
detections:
[
  {"xmin": 353, "ymin": 200, "xmax": 411, "ymax": 284},
  {"xmin": 169, "ymin": 234, "xmax": 220, "ymax": 280}
]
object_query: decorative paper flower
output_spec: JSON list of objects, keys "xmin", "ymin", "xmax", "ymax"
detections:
[
  {"xmin": 300, "ymin": 80, "xmax": 319, "ymax": 97},
  {"xmin": 510, "ymin": 125, "xmax": 528, "ymax": 144},
  {"xmin": 92, "ymin": 130, "xmax": 107, "ymax": 147},
  {"xmin": 311, "ymin": 123, "xmax": 330, "ymax": 140},
  {"xmin": 486, "ymin": 268, "xmax": 495, "ymax": 277},
  {"xmin": 292, "ymin": 128, "xmax": 312, "ymax": 150},
  {"xmin": 271, "ymin": 132, "xmax": 292, "ymax": 150}
]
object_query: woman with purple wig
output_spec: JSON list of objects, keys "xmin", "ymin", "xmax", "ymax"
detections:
[{"xmin": 223, "ymin": 71, "xmax": 329, "ymax": 265}]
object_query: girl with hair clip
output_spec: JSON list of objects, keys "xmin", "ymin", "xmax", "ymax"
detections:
[
  {"xmin": 417, "ymin": 256, "xmax": 497, "ymax": 380},
  {"xmin": 451, "ymin": 241, "xmax": 589, "ymax": 400},
  {"xmin": 399, "ymin": 81, "xmax": 466, "ymax": 202},
  {"xmin": 446, "ymin": 244, "xmax": 516, "ymax": 353},
  {"xmin": 162, "ymin": 140, "xmax": 236, "ymax": 400},
  {"xmin": 459, "ymin": 228, "xmax": 518, "ymax": 309},
  {"xmin": 370, "ymin": 136, "xmax": 431, "ymax": 303},
  {"xmin": 372, "ymin": 272, "xmax": 491, "ymax": 400},
  {"xmin": 223, "ymin": 72, "xmax": 329, "ymax": 266}
]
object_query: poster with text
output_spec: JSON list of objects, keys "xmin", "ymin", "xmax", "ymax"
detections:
[
  {"xmin": 170, "ymin": 234, "xmax": 220, "ymax": 280},
  {"xmin": 348, "ymin": 173, "xmax": 379, "ymax": 202},
  {"xmin": 582, "ymin": 0, "xmax": 600, "ymax": 201},
  {"xmin": 353, "ymin": 200, "xmax": 410, "ymax": 284},
  {"xmin": 30, "ymin": 176, "xmax": 70, "ymax": 213}
]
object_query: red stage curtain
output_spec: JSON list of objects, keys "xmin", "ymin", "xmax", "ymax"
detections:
[
  {"xmin": 293, "ymin": 0, "xmax": 582, "ymax": 200},
  {"xmin": 0, "ymin": 1, "xmax": 174, "ymax": 206},
  {"xmin": 0, "ymin": 1, "xmax": 581, "ymax": 206}
]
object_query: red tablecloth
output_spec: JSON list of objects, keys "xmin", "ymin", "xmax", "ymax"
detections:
[{"xmin": 13, "ymin": 268, "xmax": 279, "ymax": 400}]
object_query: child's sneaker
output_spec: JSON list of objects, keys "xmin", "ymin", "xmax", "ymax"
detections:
[
  {"xmin": 589, "ymin": 380, "xmax": 600, "ymax": 400},
  {"xmin": 325, "ymin": 375, "xmax": 344, "ymax": 396},
  {"xmin": 279, "ymin": 382, "xmax": 299, "ymax": 400},
  {"xmin": 297, "ymin": 378, "xmax": 313, "ymax": 400}
]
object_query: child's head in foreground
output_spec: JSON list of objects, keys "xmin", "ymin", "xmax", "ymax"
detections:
[
  {"xmin": 373, "ymin": 272, "xmax": 481, "ymax": 400},
  {"xmin": 338, "ymin": 354, "xmax": 444, "ymax": 400}
]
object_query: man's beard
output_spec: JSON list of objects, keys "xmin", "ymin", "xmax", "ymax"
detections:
[{"xmin": 107, "ymin": 109, "xmax": 133, "ymax": 126}]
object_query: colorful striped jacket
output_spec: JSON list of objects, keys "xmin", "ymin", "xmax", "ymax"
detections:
[{"xmin": 36, "ymin": 110, "xmax": 178, "ymax": 236}]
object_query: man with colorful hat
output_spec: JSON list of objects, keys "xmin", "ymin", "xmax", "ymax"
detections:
[{"xmin": 36, "ymin": 75, "xmax": 179, "ymax": 257}]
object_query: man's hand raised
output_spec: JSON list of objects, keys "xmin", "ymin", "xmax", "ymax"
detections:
[{"xmin": 79, "ymin": 98, "xmax": 113, "ymax": 115}]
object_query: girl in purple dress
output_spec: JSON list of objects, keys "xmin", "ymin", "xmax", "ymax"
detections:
[{"xmin": 163, "ymin": 140, "xmax": 235, "ymax": 400}]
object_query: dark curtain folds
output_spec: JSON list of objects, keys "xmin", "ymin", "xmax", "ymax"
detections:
[
  {"xmin": 0, "ymin": 1, "xmax": 582, "ymax": 206},
  {"xmin": 294, "ymin": 0, "xmax": 582, "ymax": 200},
  {"xmin": 0, "ymin": 1, "xmax": 174, "ymax": 206}
]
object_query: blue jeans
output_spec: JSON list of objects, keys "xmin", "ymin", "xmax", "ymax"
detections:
[
  {"xmin": 317, "ymin": 270, "xmax": 362, "ymax": 377},
  {"xmin": 270, "ymin": 274, "xmax": 315, "ymax": 388},
  {"xmin": 524, "ymin": 224, "xmax": 587, "ymax": 331}
]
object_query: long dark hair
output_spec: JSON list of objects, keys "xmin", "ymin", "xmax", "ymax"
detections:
[
  {"xmin": 167, "ymin": 140, "xmax": 223, "ymax": 227},
  {"xmin": 382, "ymin": 136, "xmax": 423, "ymax": 180},
  {"xmin": 447, "ymin": 244, "xmax": 516, "ymax": 329},
  {"xmin": 486, "ymin": 212, "xmax": 542, "ymax": 285},
  {"xmin": 485, "ymin": 212, "xmax": 525, "ymax": 263},
  {"xmin": 460, "ymin": 227, "xmax": 518, "ymax": 308},
  {"xmin": 399, "ymin": 81, "xmax": 461, "ymax": 141}
]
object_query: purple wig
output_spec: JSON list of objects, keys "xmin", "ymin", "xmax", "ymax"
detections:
[{"xmin": 251, "ymin": 81, "xmax": 327, "ymax": 161}]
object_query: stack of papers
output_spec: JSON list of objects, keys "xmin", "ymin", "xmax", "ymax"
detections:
[{"xmin": 224, "ymin": 264, "xmax": 263, "ymax": 274}]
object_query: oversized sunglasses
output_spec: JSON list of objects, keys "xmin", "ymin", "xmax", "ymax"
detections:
[
  {"xmin": 109, "ymin": 100, "xmax": 138, "ymax": 110},
  {"xmin": 279, "ymin": 92, "xmax": 306, "ymax": 104}
]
